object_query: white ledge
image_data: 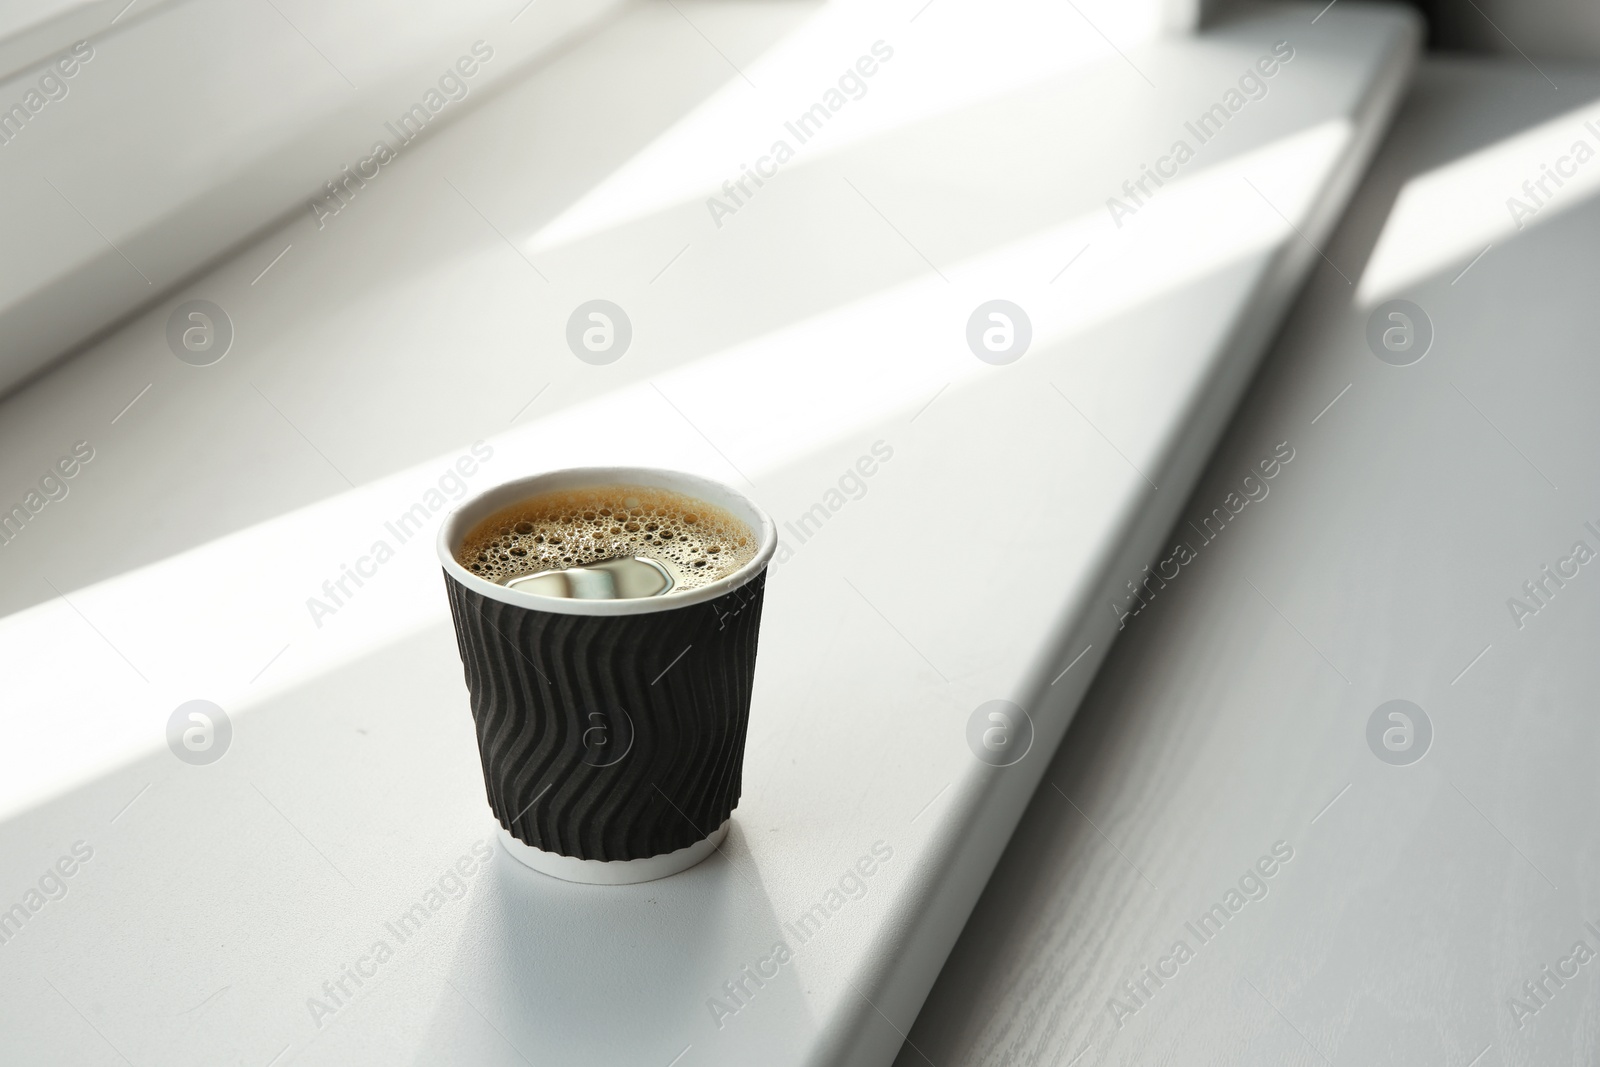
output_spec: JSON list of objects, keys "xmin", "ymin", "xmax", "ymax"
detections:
[{"xmin": 0, "ymin": 3, "xmax": 1416, "ymax": 1065}]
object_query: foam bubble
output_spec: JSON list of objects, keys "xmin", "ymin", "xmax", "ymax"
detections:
[{"xmin": 456, "ymin": 484, "xmax": 756, "ymax": 592}]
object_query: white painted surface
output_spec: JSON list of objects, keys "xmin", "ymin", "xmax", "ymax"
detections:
[
  {"xmin": 0, "ymin": 0, "xmax": 1181, "ymax": 401},
  {"xmin": 901, "ymin": 52, "xmax": 1600, "ymax": 1067},
  {"xmin": 0, "ymin": 0, "xmax": 625, "ymax": 397},
  {"xmin": 0, "ymin": 0, "xmax": 180, "ymax": 83},
  {"xmin": 0, "ymin": 3, "xmax": 1415, "ymax": 1064}
]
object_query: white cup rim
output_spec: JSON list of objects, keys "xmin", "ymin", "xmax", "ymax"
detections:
[{"xmin": 436, "ymin": 466, "xmax": 775, "ymax": 616}]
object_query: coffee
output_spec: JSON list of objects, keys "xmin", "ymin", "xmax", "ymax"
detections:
[
  {"xmin": 455, "ymin": 484, "xmax": 756, "ymax": 598},
  {"xmin": 439, "ymin": 467, "xmax": 775, "ymax": 881}
]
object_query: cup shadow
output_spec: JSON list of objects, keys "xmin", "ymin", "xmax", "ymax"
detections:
[{"xmin": 413, "ymin": 821, "xmax": 818, "ymax": 1065}]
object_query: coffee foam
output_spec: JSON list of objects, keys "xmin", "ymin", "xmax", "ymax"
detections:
[{"xmin": 456, "ymin": 484, "xmax": 756, "ymax": 591}]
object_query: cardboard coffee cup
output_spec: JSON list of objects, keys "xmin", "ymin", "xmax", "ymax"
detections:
[{"xmin": 437, "ymin": 467, "xmax": 775, "ymax": 884}]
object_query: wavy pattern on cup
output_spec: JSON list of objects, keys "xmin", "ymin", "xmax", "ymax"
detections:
[{"xmin": 443, "ymin": 571, "xmax": 765, "ymax": 861}]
